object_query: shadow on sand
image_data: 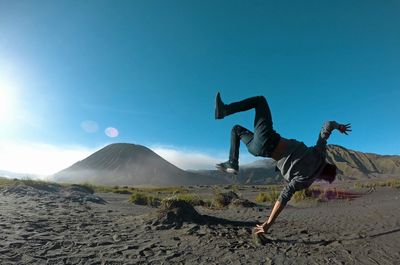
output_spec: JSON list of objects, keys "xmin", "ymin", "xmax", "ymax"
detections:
[
  {"xmin": 255, "ymin": 227, "xmax": 400, "ymax": 246},
  {"xmin": 196, "ymin": 214, "xmax": 258, "ymax": 227}
]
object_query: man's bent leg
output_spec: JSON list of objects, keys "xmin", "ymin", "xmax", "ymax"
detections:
[
  {"xmin": 224, "ymin": 96, "xmax": 273, "ymax": 129},
  {"xmin": 229, "ymin": 125, "xmax": 254, "ymax": 164},
  {"xmin": 217, "ymin": 125, "xmax": 253, "ymax": 175},
  {"xmin": 216, "ymin": 93, "xmax": 279, "ymax": 159}
]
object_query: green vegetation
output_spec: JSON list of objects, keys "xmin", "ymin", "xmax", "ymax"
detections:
[
  {"xmin": 112, "ymin": 189, "xmax": 132, "ymax": 194},
  {"xmin": 173, "ymin": 193, "xmax": 204, "ymax": 206},
  {"xmin": 266, "ymin": 190, "xmax": 280, "ymax": 203},
  {"xmin": 136, "ymin": 187, "xmax": 189, "ymax": 194},
  {"xmin": 77, "ymin": 183, "xmax": 189, "ymax": 195},
  {"xmin": 160, "ymin": 194, "xmax": 206, "ymax": 208},
  {"xmin": 212, "ymin": 190, "xmax": 237, "ymax": 208},
  {"xmin": 253, "ymin": 184, "xmax": 285, "ymax": 191},
  {"xmin": 354, "ymin": 179, "xmax": 400, "ymax": 189},
  {"xmin": 255, "ymin": 190, "xmax": 280, "ymax": 203},
  {"xmin": 0, "ymin": 177, "xmax": 16, "ymax": 187},
  {"xmin": 224, "ymin": 184, "xmax": 240, "ymax": 192},
  {"xmin": 255, "ymin": 192, "xmax": 268, "ymax": 203},
  {"xmin": 0, "ymin": 177, "xmax": 60, "ymax": 191},
  {"xmin": 292, "ymin": 188, "xmax": 313, "ymax": 202},
  {"xmin": 78, "ymin": 183, "xmax": 113, "ymax": 193},
  {"xmin": 129, "ymin": 192, "xmax": 160, "ymax": 207},
  {"xmin": 201, "ymin": 199, "xmax": 213, "ymax": 208}
]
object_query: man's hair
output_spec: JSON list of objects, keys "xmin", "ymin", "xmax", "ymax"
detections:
[{"xmin": 319, "ymin": 163, "xmax": 337, "ymax": 183}]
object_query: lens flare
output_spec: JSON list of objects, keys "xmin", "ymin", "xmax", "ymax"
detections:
[{"xmin": 105, "ymin": 127, "xmax": 119, "ymax": 138}]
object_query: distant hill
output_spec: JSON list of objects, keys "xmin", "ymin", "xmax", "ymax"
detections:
[
  {"xmin": 326, "ymin": 145, "xmax": 400, "ymax": 180},
  {"xmin": 190, "ymin": 159, "xmax": 281, "ymax": 185},
  {"xmin": 53, "ymin": 143, "xmax": 225, "ymax": 186},
  {"xmin": 196, "ymin": 145, "xmax": 400, "ymax": 183},
  {"xmin": 53, "ymin": 143, "xmax": 400, "ymax": 186}
]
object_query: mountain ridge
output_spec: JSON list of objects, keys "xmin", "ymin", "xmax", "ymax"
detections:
[{"xmin": 53, "ymin": 143, "xmax": 400, "ymax": 186}]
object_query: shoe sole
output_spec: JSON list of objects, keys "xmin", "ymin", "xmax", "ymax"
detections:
[
  {"xmin": 215, "ymin": 92, "xmax": 224, "ymax": 119},
  {"xmin": 215, "ymin": 165, "xmax": 238, "ymax": 175}
]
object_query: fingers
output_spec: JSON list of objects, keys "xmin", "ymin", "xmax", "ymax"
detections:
[
  {"xmin": 340, "ymin": 123, "xmax": 352, "ymax": 135},
  {"xmin": 254, "ymin": 224, "xmax": 265, "ymax": 234},
  {"xmin": 254, "ymin": 228, "xmax": 264, "ymax": 234}
]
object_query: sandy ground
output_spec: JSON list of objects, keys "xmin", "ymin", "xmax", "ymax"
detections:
[{"xmin": 1, "ymin": 183, "xmax": 400, "ymax": 265}]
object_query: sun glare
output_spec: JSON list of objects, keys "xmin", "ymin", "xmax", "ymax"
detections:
[{"xmin": 0, "ymin": 86, "xmax": 15, "ymax": 122}]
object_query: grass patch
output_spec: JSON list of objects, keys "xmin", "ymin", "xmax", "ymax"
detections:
[
  {"xmin": 129, "ymin": 192, "xmax": 160, "ymax": 207},
  {"xmin": 113, "ymin": 189, "xmax": 132, "ymax": 194},
  {"xmin": 263, "ymin": 184, "xmax": 285, "ymax": 191},
  {"xmin": 293, "ymin": 188, "xmax": 313, "ymax": 202},
  {"xmin": 255, "ymin": 189, "xmax": 280, "ymax": 203},
  {"xmin": 82, "ymin": 183, "xmax": 190, "ymax": 195},
  {"xmin": 75, "ymin": 183, "xmax": 189, "ymax": 195},
  {"xmin": 224, "ymin": 184, "xmax": 240, "ymax": 192},
  {"xmin": 354, "ymin": 179, "xmax": 400, "ymax": 189},
  {"xmin": 161, "ymin": 194, "xmax": 200, "ymax": 207},
  {"xmin": 0, "ymin": 177, "xmax": 61, "ymax": 192},
  {"xmin": 78, "ymin": 183, "xmax": 115, "ymax": 193},
  {"xmin": 0, "ymin": 177, "xmax": 16, "ymax": 187},
  {"xmin": 134, "ymin": 187, "xmax": 189, "ymax": 194},
  {"xmin": 255, "ymin": 192, "xmax": 268, "ymax": 203},
  {"xmin": 292, "ymin": 187, "xmax": 365, "ymax": 202},
  {"xmin": 211, "ymin": 188, "xmax": 256, "ymax": 208},
  {"xmin": 173, "ymin": 194, "xmax": 204, "ymax": 206},
  {"xmin": 213, "ymin": 190, "xmax": 238, "ymax": 208},
  {"xmin": 266, "ymin": 190, "xmax": 280, "ymax": 203}
]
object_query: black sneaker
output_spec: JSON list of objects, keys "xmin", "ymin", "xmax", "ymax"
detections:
[
  {"xmin": 215, "ymin": 92, "xmax": 226, "ymax": 119},
  {"xmin": 216, "ymin": 161, "xmax": 239, "ymax": 175}
]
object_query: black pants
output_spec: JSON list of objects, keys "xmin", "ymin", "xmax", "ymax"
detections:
[{"xmin": 227, "ymin": 96, "xmax": 281, "ymax": 164}]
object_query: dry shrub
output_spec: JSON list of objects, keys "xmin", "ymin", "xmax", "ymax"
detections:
[
  {"xmin": 174, "ymin": 194, "xmax": 204, "ymax": 206},
  {"xmin": 156, "ymin": 197, "xmax": 203, "ymax": 228},
  {"xmin": 213, "ymin": 190, "xmax": 239, "ymax": 208},
  {"xmin": 255, "ymin": 192, "xmax": 268, "ymax": 203},
  {"xmin": 293, "ymin": 188, "xmax": 313, "ymax": 202},
  {"xmin": 129, "ymin": 192, "xmax": 160, "ymax": 207},
  {"xmin": 113, "ymin": 189, "xmax": 132, "ymax": 194}
]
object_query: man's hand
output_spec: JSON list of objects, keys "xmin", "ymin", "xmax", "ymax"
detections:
[
  {"xmin": 254, "ymin": 223, "xmax": 268, "ymax": 235},
  {"xmin": 254, "ymin": 200, "xmax": 285, "ymax": 235},
  {"xmin": 338, "ymin": 123, "xmax": 351, "ymax": 135}
]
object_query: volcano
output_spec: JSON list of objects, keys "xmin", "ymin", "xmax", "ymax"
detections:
[{"xmin": 54, "ymin": 143, "xmax": 223, "ymax": 186}]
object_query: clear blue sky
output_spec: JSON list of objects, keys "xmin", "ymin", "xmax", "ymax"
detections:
[{"xmin": 0, "ymin": 0, "xmax": 399, "ymax": 174}]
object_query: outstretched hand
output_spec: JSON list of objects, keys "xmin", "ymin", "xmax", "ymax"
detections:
[
  {"xmin": 254, "ymin": 224, "xmax": 267, "ymax": 235},
  {"xmin": 338, "ymin": 123, "xmax": 351, "ymax": 135}
]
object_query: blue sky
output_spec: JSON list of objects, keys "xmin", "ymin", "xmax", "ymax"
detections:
[{"xmin": 0, "ymin": 0, "xmax": 399, "ymax": 175}]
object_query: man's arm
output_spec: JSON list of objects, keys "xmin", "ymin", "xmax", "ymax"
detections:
[
  {"xmin": 254, "ymin": 200, "xmax": 285, "ymax": 234},
  {"xmin": 315, "ymin": 121, "xmax": 351, "ymax": 152},
  {"xmin": 254, "ymin": 179, "xmax": 311, "ymax": 234}
]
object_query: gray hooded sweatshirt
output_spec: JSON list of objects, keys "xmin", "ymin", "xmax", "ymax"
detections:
[{"xmin": 277, "ymin": 121, "xmax": 340, "ymax": 205}]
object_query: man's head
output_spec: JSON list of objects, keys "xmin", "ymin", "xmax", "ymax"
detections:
[{"xmin": 318, "ymin": 163, "xmax": 337, "ymax": 183}]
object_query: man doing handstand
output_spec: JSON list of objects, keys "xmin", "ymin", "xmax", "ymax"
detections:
[{"xmin": 214, "ymin": 93, "xmax": 351, "ymax": 235}]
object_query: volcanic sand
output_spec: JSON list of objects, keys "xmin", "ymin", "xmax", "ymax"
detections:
[{"xmin": 1, "ymin": 183, "xmax": 399, "ymax": 264}]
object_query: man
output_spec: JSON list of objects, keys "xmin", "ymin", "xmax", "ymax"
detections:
[{"xmin": 214, "ymin": 92, "xmax": 351, "ymax": 235}]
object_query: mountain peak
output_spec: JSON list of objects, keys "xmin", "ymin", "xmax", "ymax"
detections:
[{"xmin": 54, "ymin": 143, "xmax": 222, "ymax": 186}]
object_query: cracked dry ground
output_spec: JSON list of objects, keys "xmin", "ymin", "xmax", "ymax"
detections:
[{"xmin": 1, "ymin": 186, "xmax": 400, "ymax": 264}]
